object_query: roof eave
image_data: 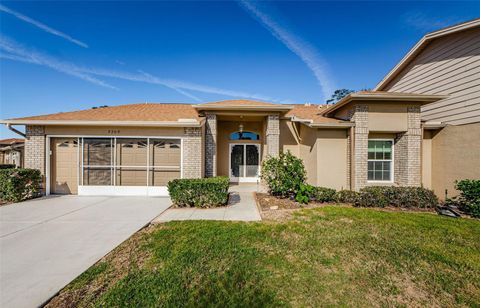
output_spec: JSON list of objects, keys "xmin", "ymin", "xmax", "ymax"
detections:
[
  {"xmin": 0, "ymin": 120, "xmax": 204, "ymax": 127},
  {"xmin": 193, "ymin": 105, "xmax": 293, "ymax": 111},
  {"xmin": 307, "ymin": 122, "xmax": 354, "ymax": 128},
  {"xmin": 322, "ymin": 93, "xmax": 448, "ymax": 117}
]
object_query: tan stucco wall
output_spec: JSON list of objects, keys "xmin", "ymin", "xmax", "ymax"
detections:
[
  {"xmin": 316, "ymin": 129, "xmax": 348, "ymax": 190},
  {"xmin": 44, "ymin": 125, "xmax": 186, "ymax": 137},
  {"xmin": 422, "ymin": 130, "xmax": 433, "ymax": 189},
  {"xmin": 279, "ymin": 120, "xmax": 299, "ymax": 156},
  {"xmin": 216, "ymin": 121, "xmax": 263, "ymax": 177},
  {"xmin": 299, "ymin": 125, "xmax": 318, "ymax": 186},
  {"xmin": 431, "ymin": 122, "xmax": 480, "ymax": 199},
  {"xmin": 368, "ymin": 104, "xmax": 408, "ymax": 132}
]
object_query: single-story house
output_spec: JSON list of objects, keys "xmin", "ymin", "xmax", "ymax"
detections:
[
  {"xmin": 1, "ymin": 18, "xmax": 479, "ymax": 198},
  {"xmin": 0, "ymin": 138, "xmax": 24, "ymax": 168}
]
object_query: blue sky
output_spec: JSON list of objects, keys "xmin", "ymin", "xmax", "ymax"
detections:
[{"xmin": 0, "ymin": 1, "xmax": 478, "ymax": 138}]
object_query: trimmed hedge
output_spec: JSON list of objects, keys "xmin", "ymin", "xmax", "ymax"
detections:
[
  {"xmin": 354, "ymin": 186, "xmax": 438, "ymax": 208},
  {"xmin": 0, "ymin": 168, "xmax": 42, "ymax": 202},
  {"xmin": 0, "ymin": 164, "xmax": 16, "ymax": 169},
  {"xmin": 335, "ymin": 190, "xmax": 360, "ymax": 204},
  {"xmin": 313, "ymin": 187, "xmax": 336, "ymax": 203},
  {"xmin": 168, "ymin": 176, "xmax": 229, "ymax": 208}
]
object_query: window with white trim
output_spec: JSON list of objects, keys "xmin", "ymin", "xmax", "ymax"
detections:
[{"xmin": 367, "ymin": 140, "xmax": 393, "ymax": 182}]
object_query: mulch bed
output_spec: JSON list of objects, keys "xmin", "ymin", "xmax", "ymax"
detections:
[{"xmin": 255, "ymin": 193, "xmax": 438, "ymax": 221}]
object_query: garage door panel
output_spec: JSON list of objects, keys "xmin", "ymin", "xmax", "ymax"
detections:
[{"xmin": 51, "ymin": 138, "xmax": 78, "ymax": 194}]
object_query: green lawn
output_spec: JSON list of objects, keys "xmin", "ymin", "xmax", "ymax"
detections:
[{"xmin": 48, "ymin": 207, "xmax": 480, "ymax": 307}]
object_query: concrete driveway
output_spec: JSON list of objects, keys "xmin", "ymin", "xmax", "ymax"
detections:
[{"xmin": 0, "ymin": 195, "xmax": 170, "ymax": 308}]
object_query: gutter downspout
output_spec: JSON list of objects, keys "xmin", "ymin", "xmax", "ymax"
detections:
[{"xmin": 6, "ymin": 124, "xmax": 26, "ymax": 138}]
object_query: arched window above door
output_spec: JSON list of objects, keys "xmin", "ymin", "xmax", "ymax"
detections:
[{"xmin": 229, "ymin": 131, "xmax": 260, "ymax": 140}]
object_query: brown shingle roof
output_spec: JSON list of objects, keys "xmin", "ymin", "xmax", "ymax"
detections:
[
  {"xmin": 286, "ymin": 105, "xmax": 345, "ymax": 124},
  {"xmin": 199, "ymin": 100, "xmax": 277, "ymax": 107},
  {"xmin": 7, "ymin": 103, "xmax": 200, "ymax": 122},
  {"xmin": 0, "ymin": 138, "xmax": 24, "ymax": 145}
]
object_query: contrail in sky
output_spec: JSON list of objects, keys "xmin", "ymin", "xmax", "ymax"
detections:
[
  {"xmin": 0, "ymin": 4, "xmax": 88, "ymax": 48},
  {"xmin": 0, "ymin": 36, "xmax": 114, "ymax": 89},
  {"xmin": 238, "ymin": 0, "xmax": 335, "ymax": 101},
  {"xmin": 0, "ymin": 36, "xmax": 288, "ymax": 103}
]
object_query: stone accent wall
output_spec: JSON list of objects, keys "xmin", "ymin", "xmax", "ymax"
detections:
[
  {"xmin": 205, "ymin": 113, "xmax": 217, "ymax": 177},
  {"xmin": 25, "ymin": 125, "xmax": 46, "ymax": 175},
  {"xmin": 394, "ymin": 106, "xmax": 422, "ymax": 186},
  {"xmin": 183, "ymin": 127, "xmax": 202, "ymax": 178},
  {"xmin": 266, "ymin": 114, "xmax": 280, "ymax": 157},
  {"xmin": 352, "ymin": 105, "xmax": 369, "ymax": 190}
]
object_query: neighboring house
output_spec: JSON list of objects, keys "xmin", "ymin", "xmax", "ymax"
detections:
[
  {"xmin": 375, "ymin": 18, "xmax": 480, "ymax": 198},
  {"xmin": 0, "ymin": 19, "xmax": 478, "ymax": 198},
  {"xmin": 0, "ymin": 138, "xmax": 24, "ymax": 168}
]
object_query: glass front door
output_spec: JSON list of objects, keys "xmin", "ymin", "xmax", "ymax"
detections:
[{"xmin": 229, "ymin": 144, "xmax": 260, "ymax": 182}]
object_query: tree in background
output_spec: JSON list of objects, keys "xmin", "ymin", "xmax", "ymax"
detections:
[{"xmin": 326, "ymin": 89, "xmax": 354, "ymax": 104}]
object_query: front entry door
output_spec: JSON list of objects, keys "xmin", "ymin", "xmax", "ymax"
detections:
[{"xmin": 229, "ymin": 144, "xmax": 260, "ymax": 182}]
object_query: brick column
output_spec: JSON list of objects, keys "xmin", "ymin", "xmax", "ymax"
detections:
[
  {"xmin": 205, "ymin": 113, "xmax": 217, "ymax": 177},
  {"xmin": 266, "ymin": 114, "xmax": 280, "ymax": 157},
  {"xmin": 183, "ymin": 127, "xmax": 202, "ymax": 178},
  {"xmin": 352, "ymin": 105, "xmax": 368, "ymax": 191},
  {"xmin": 25, "ymin": 125, "xmax": 46, "ymax": 175},
  {"xmin": 394, "ymin": 106, "xmax": 421, "ymax": 186}
]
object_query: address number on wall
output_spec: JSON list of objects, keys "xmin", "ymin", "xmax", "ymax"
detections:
[{"xmin": 107, "ymin": 129, "xmax": 121, "ymax": 135}]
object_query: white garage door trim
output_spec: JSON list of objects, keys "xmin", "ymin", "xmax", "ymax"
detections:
[{"xmin": 46, "ymin": 135, "xmax": 183, "ymax": 196}]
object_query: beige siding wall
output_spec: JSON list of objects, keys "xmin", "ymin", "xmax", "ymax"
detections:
[
  {"xmin": 431, "ymin": 122, "xmax": 480, "ymax": 199},
  {"xmin": 383, "ymin": 27, "xmax": 480, "ymax": 125},
  {"xmin": 369, "ymin": 104, "xmax": 408, "ymax": 132}
]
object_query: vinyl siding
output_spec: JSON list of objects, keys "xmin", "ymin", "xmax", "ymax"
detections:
[{"xmin": 383, "ymin": 27, "xmax": 480, "ymax": 125}]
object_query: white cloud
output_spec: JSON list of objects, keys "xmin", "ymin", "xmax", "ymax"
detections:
[
  {"xmin": 0, "ymin": 36, "xmax": 289, "ymax": 103},
  {"xmin": 0, "ymin": 4, "xmax": 88, "ymax": 48},
  {"xmin": 238, "ymin": 0, "xmax": 335, "ymax": 101}
]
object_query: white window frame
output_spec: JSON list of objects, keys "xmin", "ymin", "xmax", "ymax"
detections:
[
  {"xmin": 367, "ymin": 138, "xmax": 394, "ymax": 183},
  {"xmin": 46, "ymin": 135, "xmax": 183, "ymax": 196}
]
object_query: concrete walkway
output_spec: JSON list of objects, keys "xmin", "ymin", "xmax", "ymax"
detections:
[
  {"xmin": 154, "ymin": 183, "xmax": 262, "ymax": 222},
  {"xmin": 0, "ymin": 196, "xmax": 170, "ymax": 308}
]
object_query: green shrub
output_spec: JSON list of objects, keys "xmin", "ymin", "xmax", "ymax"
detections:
[
  {"xmin": 0, "ymin": 164, "xmax": 16, "ymax": 169},
  {"xmin": 167, "ymin": 176, "xmax": 229, "ymax": 208},
  {"xmin": 295, "ymin": 183, "xmax": 315, "ymax": 204},
  {"xmin": 313, "ymin": 187, "xmax": 336, "ymax": 203},
  {"xmin": 334, "ymin": 190, "xmax": 359, "ymax": 204},
  {"xmin": 0, "ymin": 168, "xmax": 42, "ymax": 202},
  {"xmin": 261, "ymin": 151, "xmax": 306, "ymax": 198},
  {"xmin": 354, "ymin": 186, "xmax": 438, "ymax": 208},
  {"xmin": 449, "ymin": 179, "xmax": 480, "ymax": 218}
]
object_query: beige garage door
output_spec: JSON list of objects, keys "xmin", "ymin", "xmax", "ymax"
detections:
[{"xmin": 51, "ymin": 138, "xmax": 78, "ymax": 194}]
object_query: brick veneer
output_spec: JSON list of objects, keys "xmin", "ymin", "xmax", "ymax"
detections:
[
  {"xmin": 352, "ymin": 105, "xmax": 369, "ymax": 190},
  {"xmin": 394, "ymin": 106, "xmax": 421, "ymax": 186},
  {"xmin": 266, "ymin": 114, "xmax": 280, "ymax": 157},
  {"xmin": 205, "ymin": 113, "xmax": 217, "ymax": 177},
  {"xmin": 183, "ymin": 127, "xmax": 202, "ymax": 178},
  {"xmin": 25, "ymin": 125, "xmax": 46, "ymax": 175}
]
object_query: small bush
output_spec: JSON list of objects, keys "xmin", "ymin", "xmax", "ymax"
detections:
[
  {"xmin": 313, "ymin": 187, "xmax": 336, "ymax": 203},
  {"xmin": 449, "ymin": 179, "xmax": 480, "ymax": 218},
  {"xmin": 354, "ymin": 186, "xmax": 438, "ymax": 208},
  {"xmin": 295, "ymin": 183, "xmax": 315, "ymax": 204},
  {"xmin": 167, "ymin": 176, "xmax": 229, "ymax": 208},
  {"xmin": 0, "ymin": 168, "xmax": 42, "ymax": 202},
  {"xmin": 335, "ymin": 190, "xmax": 359, "ymax": 204},
  {"xmin": 261, "ymin": 151, "xmax": 306, "ymax": 198},
  {"xmin": 0, "ymin": 164, "xmax": 16, "ymax": 169}
]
